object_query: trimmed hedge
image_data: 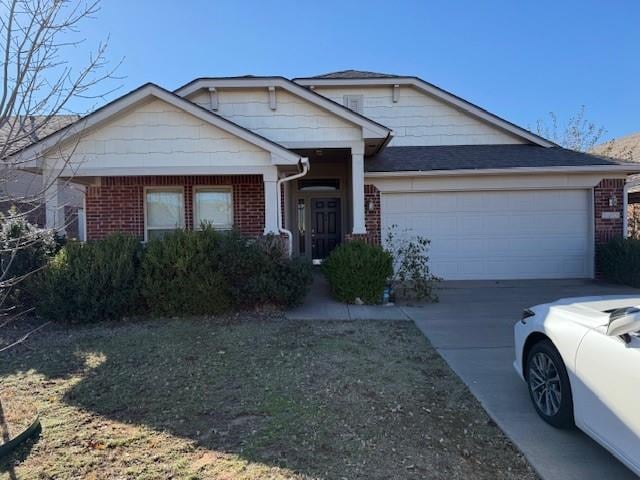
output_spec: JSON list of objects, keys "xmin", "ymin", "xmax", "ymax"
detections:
[
  {"xmin": 598, "ymin": 237, "xmax": 640, "ymax": 287},
  {"xmin": 322, "ymin": 241, "xmax": 393, "ymax": 304},
  {"xmin": 36, "ymin": 229, "xmax": 313, "ymax": 322},
  {"xmin": 36, "ymin": 234, "xmax": 141, "ymax": 323}
]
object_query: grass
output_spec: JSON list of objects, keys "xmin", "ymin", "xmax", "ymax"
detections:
[{"xmin": 0, "ymin": 315, "xmax": 536, "ymax": 479}]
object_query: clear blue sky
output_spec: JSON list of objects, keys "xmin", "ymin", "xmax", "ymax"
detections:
[{"xmin": 69, "ymin": 0, "xmax": 640, "ymax": 141}]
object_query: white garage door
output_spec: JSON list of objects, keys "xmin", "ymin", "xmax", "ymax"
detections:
[{"xmin": 381, "ymin": 189, "xmax": 592, "ymax": 280}]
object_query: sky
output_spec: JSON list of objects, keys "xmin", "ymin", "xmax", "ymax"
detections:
[{"xmin": 64, "ymin": 0, "xmax": 640, "ymax": 141}]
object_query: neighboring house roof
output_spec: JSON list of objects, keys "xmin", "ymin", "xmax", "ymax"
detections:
[
  {"xmin": 308, "ymin": 70, "xmax": 402, "ymax": 79},
  {"xmin": 592, "ymin": 132, "xmax": 640, "ymax": 190},
  {"xmin": 365, "ymin": 144, "xmax": 639, "ymax": 174},
  {"xmin": 592, "ymin": 132, "xmax": 640, "ymax": 163},
  {"xmin": 11, "ymin": 83, "xmax": 304, "ymax": 170},
  {"xmin": 294, "ymin": 75, "xmax": 555, "ymax": 148},
  {"xmin": 174, "ymin": 76, "xmax": 392, "ymax": 140},
  {"xmin": 0, "ymin": 115, "xmax": 79, "ymax": 156}
]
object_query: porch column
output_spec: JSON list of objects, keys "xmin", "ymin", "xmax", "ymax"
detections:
[
  {"xmin": 263, "ymin": 176, "xmax": 279, "ymax": 235},
  {"xmin": 43, "ymin": 172, "xmax": 64, "ymax": 232},
  {"xmin": 351, "ymin": 146, "xmax": 366, "ymax": 234}
]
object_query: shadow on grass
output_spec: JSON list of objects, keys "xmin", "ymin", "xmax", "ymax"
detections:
[{"xmin": 0, "ymin": 317, "xmax": 532, "ymax": 479}]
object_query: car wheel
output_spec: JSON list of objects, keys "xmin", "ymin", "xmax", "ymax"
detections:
[{"xmin": 525, "ymin": 339, "xmax": 574, "ymax": 428}]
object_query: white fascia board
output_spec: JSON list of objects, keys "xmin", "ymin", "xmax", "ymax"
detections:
[
  {"xmin": 294, "ymin": 77, "xmax": 555, "ymax": 147},
  {"xmin": 365, "ymin": 164, "xmax": 640, "ymax": 178},
  {"xmin": 175, "ymin": 78, "xmax": 391, "ymax": 140},
  {"xmin": 58, "ymin": 165, "xmax": 279, "ymax": 180},
  {"xmin": 12, "ymin": 83, "xmax": 301, "ymax": 170}
]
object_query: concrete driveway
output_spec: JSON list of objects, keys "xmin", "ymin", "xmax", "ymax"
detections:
[{"xmin": 402, "ymin": 279, "xmax": 639, "ymax": 480}]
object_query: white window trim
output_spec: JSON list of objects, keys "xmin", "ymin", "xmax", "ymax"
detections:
[
  {"xmin": 144, "ymin": 186, "xmax": 185, "ymax": 242},
  {"xmin": 192, "ymin": 185, "xmax": 234, "ymax": 230}
]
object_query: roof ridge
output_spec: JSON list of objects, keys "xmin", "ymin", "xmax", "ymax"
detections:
[{"xmin": 306, "ymin": 69, "xmax": 401, "ymax": 79}]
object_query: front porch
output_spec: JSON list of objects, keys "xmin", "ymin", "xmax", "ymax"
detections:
[{"xmin": 281, "ymin": 147, "xmax": 381, "ymax": 262}]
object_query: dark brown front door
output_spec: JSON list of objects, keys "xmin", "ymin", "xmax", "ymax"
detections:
[{"xmin": 311, "ymin": 198, "xmax": 341, "ymax": 260}]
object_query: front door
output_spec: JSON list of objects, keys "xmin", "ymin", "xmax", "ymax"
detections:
[{"xmin": 311, "ymin": 198, "xmax": 341, "ymax": 260}]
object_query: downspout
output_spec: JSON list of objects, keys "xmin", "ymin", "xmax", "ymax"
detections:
[
  {"xmin": 623, "ymin": 181, "xmax": 630, "ymax": 238},
  {"xmin": 277, "ymin": 157, "xmax": 310, "ymax": 256}
]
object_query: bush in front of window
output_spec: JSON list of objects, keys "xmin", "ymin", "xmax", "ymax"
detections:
[
  {"xmin": 139, "ymin": 228, "xmax": 232, "ymax": 316},
  {"xmin": 598, "ymin": 237, "xmax": 640, "ymax": 287},
  {"xmin": 36, "ymin": 234, "xmax": 141, "ymax": 323},
  {"xmin": 36, "ymin": 229, "xmax": 313, "ymax": 322},
  {"xmin": 322, "ymin": 241, "xmax": 393, "ymax": 304},
  {"xmin": 139, "ymin": 228, "xmax": 313, "ymax": 316}
]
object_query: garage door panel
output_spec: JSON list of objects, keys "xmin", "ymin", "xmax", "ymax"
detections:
[{"xmin": 381, "ymin": 189, "xmax": 592, "ymax": 280}]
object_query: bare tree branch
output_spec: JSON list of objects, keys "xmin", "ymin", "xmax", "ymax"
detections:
[{"xmin": 0, "ymin": 0, "xmax": 120, "ymax": 350}]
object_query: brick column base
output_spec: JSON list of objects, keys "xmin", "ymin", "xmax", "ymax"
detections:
[{"xmin": 594, "ymin": 178, "xmax": 625, "ymax": 276}]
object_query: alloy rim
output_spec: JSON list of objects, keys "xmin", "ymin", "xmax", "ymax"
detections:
[{"xmin": 528, "ymin": 352, "xmax": 562, "ymax": 417}]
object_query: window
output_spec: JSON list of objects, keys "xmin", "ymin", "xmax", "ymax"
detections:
[
  {"xmin": 145, "ymin": 188, "xmax": 184, "ymax": 240},
  {"xmin": 298, "ymin": 179, "xmax": 340, "ymax": 191},
  {"xmin": 343, "ymin": 94, "xmax": 364, "ymax": 114},
  {"xmin": 194, "ymin": 187, "xmax": 233, "ymax": 230}
]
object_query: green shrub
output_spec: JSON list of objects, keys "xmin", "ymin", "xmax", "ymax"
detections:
[
  {"xmin": 255, "ymin": 256, "xmax": 313, "ymax": 307},
  {"xmin": 598, "ymin": 237, "xmax": 640, "ymax": 287},
  {"xmin": 0, "ymin": 207, "xmax": 60, "ymax": 308},
  {"xmin": 139, "ymin": 228, "xmax": 232, "ymax": 316},
  {"xmin": 214, "ymin": 232, "xmax": 313, "ymax": 308},
  {"xmin": 37, "ymin": 234, "xmax": 141, "ymax": 323},
  {"xmin": 322, "ymin": 241, "xmax": 393, "ymax": 304}
]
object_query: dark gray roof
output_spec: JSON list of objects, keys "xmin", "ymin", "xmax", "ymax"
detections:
[
  {"xmin": 308, "ymin": 70, "xmax": 401, "ymax": 79},
  {"xmin": 366, "ymin": 145, "xmax": 626, "ymax": 172}
]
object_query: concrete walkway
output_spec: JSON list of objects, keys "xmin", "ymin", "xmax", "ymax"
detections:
[
  {"xmin": 285, "ymin": 273, "xmax": 409, "ymax": 321},
  {"xmin": 402, "ymin": 279, "xmax": 639, "ymax": 480}
]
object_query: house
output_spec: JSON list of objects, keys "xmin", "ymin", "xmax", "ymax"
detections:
[
  {"xmin": 592, "ymin": 132, "xmax": 640, "ymax": 237},
  {"xmin": 1, "ymin": 115, "xmax": 84, "ymax": 238},
  {"xmin": 10, "ymin": 70, "xmax": 640, "ymax": 280}
]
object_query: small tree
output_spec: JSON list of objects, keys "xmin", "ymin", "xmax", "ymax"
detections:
[
  {"xmin": 535, "ymin": 106, "xmax": 605, "ymax": 152},
  {"xmin": 385, "ymin": 224, "xmax": 439, "ymax": 302}
]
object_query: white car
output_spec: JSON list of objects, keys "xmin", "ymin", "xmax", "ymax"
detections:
[{"xmin": 514, "ymin": 295, "xmax": 640, "ymax": 476}]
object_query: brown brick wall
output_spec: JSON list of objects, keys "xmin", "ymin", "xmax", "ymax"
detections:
[
  {"xmin": 344, "ymin": 184, "xmax": 381, "ymax": 246},
  {"xmin": 364, "ymin": 184, "xmax": 381, "ymax": 245},
  {"xmin": 594, "ymin": 178, "xmax": 625, "ymax": 248},
  {"xmin": 628, "ymin": 203, "xmax": 640, "ymax": 238},
  {"xmin": 86, "ymin": 175, "xmax": 264, "ymax": 240}
]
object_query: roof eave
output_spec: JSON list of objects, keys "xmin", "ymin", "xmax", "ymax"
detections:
[{"xmin": 365, "ymin": 164, "xmax": 640, "ymax": 178}]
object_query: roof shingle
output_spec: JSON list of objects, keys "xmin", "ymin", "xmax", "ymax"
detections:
[
  {"xmin": 365, "ymin": 144, "xmax": 625, "ymax": 172},
  {"xmin": 307, "ymin": 69, "xmax": 401, "ymax": 79}
]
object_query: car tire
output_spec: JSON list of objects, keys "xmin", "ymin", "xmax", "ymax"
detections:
[{"xmin": 525, "ymin": 339, "xmax": 574, "ymax": 428}]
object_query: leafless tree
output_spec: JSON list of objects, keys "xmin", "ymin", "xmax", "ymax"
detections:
[
  {"xmin": 535, "ymin": 106, "xmax": 606, "ymax": 152},
  {"xmin": 0, "ymin": 0, "xmax": 120, "ymax": 350}
]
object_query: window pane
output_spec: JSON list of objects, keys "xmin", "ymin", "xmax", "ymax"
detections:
[
  {"xmin": 146, "ymin": 190, "xmax": 183, "ymax": 228},
  {"xmin": 147, "ymin": 228, "xmax": 177, "ymax": 241},
  {"xmin": 195, "ymin": 190, "xmax": 232, "ymax": 228}
]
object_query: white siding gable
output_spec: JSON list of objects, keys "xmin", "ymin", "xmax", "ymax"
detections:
[
  {"xmin": 189, "ymin": 88, "xmax": 362, "ymax": 145},
  {"xmin": 49, "ymin": 98, "xmax": 271, "ymax": 172},
  {"xmin": 312, "ymin": 86, "xmax": 524, "ymax": 146}
]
